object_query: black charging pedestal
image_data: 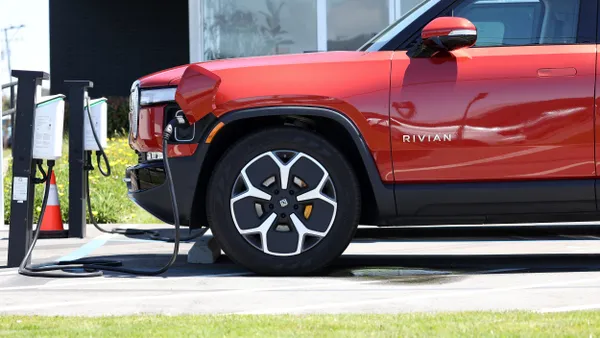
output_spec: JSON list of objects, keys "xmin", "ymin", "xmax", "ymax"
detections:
[
  {"xmin": 6, "ymin": 70, "xmax": 50, "ymax": 267},
  {"xmin": 65, "ymin": 80, "xmax": 93, "ymax": 239}
]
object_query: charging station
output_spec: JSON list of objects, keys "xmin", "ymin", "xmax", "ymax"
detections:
[
  {"xmin": 7, "ymin": 70, "xmax": 54, "ymax": 267},
  {"xmin": 6, "ymin": 71, "xmax": 92, "ymax": 266},
  {"xmin": 65, "ymin": 80, "xmax": 94, "ymax": 239},
  {"xmin": 6, "ymin": 70, "xmax": 198, "ymax": 277}
]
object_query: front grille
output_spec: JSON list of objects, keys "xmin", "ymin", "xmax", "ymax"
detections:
[{"xmin": 130, "ymin": 166, "xmax": 166, "ymax": 191}]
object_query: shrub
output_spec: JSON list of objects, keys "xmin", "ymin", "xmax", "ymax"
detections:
[
  {"xmin": 106, "ymin": 96, "xmax": 130, "ymax": 136},
  {"xmin": 3, "ymin": 137, "xmax": 160, "ymax": 224}
]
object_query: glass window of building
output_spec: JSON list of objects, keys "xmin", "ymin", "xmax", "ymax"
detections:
[
  {"xmin": 327, "ymin": 0, "xmax": 390, "ymax": 51},
  {"xmin": 195, "ymin": 0, "xmax": 434, "ymax": 61},
  {"xmin": 400, "ymin": 0, "xmax": 425, "ymax": 15},
  {"xmin": 203, "ymin": 0, "xmax": 318, "ymax": 60}
]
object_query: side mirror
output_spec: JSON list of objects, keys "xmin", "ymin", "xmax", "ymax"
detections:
[{"xmin": 421, "ymin": 17, "xmax": 477, "ymax": 53}]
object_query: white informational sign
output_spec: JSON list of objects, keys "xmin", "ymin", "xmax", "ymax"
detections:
[{"xmin": 12, "ymin": 177, "xmax": 28, "ymax": 203}]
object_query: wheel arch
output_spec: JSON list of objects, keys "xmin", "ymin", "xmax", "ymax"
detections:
[{"xmin": 190, "ymin": 106, "xmax": 397, "ymax": 228}]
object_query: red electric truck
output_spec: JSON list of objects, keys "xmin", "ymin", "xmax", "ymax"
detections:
[{"xmin": 126, "ymin": 0, "xmax": 600, "ymax": 275}]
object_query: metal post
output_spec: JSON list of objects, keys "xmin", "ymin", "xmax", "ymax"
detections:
[
  {"xmin": 3, "ymin": 25, "xmax": 25, "ymax": 78},
  {"xmin": 7, "ymin": 70, "xmax": 49, "ymax": 267},
  {"xmin": 65, "ymin": 80, "xmax": 93, "ymax": 239},
  {"xmin": 10, "ymin": 84, "xmax": 15, "ymax": 131},
  {"xmin": 3, "ymin": 28, "xmax": 11, "ymax": 77}
]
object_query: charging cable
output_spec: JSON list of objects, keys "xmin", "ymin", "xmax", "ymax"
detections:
[
  {"xmin": 18, "ymin": 117, "xmax": 195, "ymax": 277},
  {"xmin": 33, "ymin": 161, "xmax": 49, "ymax": 184},
  {"xmin": 83, "ymin": 97, "xmax": 206, "ymax": 242}
]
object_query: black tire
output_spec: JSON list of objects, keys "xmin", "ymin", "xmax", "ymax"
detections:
[{"xmin": 207, "ymin": 126, "xmax": 361, "ymax": 276}]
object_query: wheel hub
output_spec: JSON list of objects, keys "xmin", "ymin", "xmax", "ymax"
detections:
[
  {"xmin": 271, "ymin": 192, "xmax": 298, "ymax": 221},
  {"xmin": 229, "ymin": 150, "xmax": 337, "ymax": 257},
  {"xmin": 279, "ymin": 198, "xmax": 289, "ymax": 208}
]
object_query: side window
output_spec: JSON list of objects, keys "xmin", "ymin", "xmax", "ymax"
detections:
[{"xmin": 452, "ymin": 0, "xmax": 581, "ymax": 47}]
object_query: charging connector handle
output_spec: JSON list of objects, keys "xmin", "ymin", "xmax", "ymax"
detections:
[{"xmin": 163, "ymin": 111, "xmax": 188, "ymax": 141}]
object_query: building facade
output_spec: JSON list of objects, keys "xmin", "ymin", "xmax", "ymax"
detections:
[
  {"xmin": 189, "ymin": 0, "xmax": 423, "ymax": 62},
  {"xmin": 50, "ymin": 0, "xmax": 424, "ymax": 97}
]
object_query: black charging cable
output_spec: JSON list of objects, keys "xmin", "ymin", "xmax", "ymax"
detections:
[
  {"xmin": 82, "ymin": 97, "xmax": 206, "ymax": 242},
  {"xmin": 18, "ymin": 117, "xmax": 192, "ymax": 277},
  {"xmin": 18, "ymin": 160, "xmax": 120, "ymax": 278},
  {"xmin": 33, "ymin": 160, "xmax": 48, "ymax": 184}
]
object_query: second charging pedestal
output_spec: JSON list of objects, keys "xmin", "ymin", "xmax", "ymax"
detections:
[{"xmin": 84, "ymin": 98, "xmax": 108, "ymax": 152}]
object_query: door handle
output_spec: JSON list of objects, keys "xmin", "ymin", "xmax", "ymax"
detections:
[{"xmin": 537, "ymin": 68, "xmax": 577, "ymax": 78}]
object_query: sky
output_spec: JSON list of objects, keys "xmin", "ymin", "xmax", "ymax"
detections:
[{"xmin": 0, "ymin": 0, "xmax": 49, "ymax": 87}]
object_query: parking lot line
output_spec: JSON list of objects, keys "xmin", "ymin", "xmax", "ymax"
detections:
[
  {"xmin": 0, "ymin": 272, "xmax": 253, "ymax": 292},
  {"xmin": 0, "ymin": 269, "xmax": 18, "ymax": 276},
  {"xmin": 57, "ymin": 233, "xmax": 115, "ymax": 262},
  {"xmin": 237, "ymin": 276, "xmax": 600, "ymax": 314},
  {"xmin": 0, "ymin": 278, "xmax": 383, "ymax": 312}
]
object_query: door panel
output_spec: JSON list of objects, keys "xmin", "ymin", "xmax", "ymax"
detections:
[
  {"xmin": 389, "ymin": 45, "xmax": 596, "ymax": 183},
  {"xmin": 595, "ymin": 45, "xmax": 600, "ymax": 177}
]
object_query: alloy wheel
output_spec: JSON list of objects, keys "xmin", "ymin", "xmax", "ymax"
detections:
[{"xmin": 229, "ymin": 150, "xmax": 337, "ymax": 257}]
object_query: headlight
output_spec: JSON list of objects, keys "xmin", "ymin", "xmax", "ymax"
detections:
[
  {"xmin": 140, "ymin": 87, "xmax": 177, "ymax": 106},
  {"xmin": 129, "ymin": 81, "xmax": 140, "ymax": 138}
]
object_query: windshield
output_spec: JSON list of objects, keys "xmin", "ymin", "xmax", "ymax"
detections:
[{"xmin": 359, "ymin": 0, "xmax": 442, "ymax": 51}]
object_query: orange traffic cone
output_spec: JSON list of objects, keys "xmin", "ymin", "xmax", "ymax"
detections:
[{"xmin": 39, "ymin": 172, "xmax": 67, "ymax": 238}]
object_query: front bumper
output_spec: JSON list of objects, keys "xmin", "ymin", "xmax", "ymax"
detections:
[
  {"xmin": 125, "ymin": 113, "xmax": 218, "ymax": 227},
  {"xmin": 125, "ymin": 140, "xmax": 211, "ymax": 227},
  {"xmin": 125, "ymin": 161, "xmax": 175, "ymax": 224}
]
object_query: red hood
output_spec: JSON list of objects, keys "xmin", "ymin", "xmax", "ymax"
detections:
[{"xmin": 137, "ymin": 51, "xmax": 369, "ymax": 88}]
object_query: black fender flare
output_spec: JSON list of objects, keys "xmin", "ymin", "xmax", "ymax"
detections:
[{"xmin": 216, "ymin": 106, "xmax": 398, "ymax": 222}]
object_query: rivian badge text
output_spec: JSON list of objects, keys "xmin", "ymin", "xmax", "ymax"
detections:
[{"xmin": 402, "ymin": 134, "xmax": 453, "ymax": 143}]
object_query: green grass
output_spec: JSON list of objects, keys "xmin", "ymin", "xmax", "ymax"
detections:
[
  {"xmin": 0, "ymin": 312, "xmax": 599, "ymax": 337},
  {"xmin": 2, "ymin": 147, "xmax": 9, "ymax": 160},
  {"xmin": 3, "ymin": 137, "xmax": 161, "ymax": 224}
]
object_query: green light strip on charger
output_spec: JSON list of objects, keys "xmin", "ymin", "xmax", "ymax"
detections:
[{"xmin": 36, "ymin": 96, "xmax": 65, "ymax": 108}]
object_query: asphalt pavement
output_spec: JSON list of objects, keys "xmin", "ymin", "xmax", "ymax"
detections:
[{"xmin": 1, "ymin": 222, "xmax": 600, "ymax": 316}]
